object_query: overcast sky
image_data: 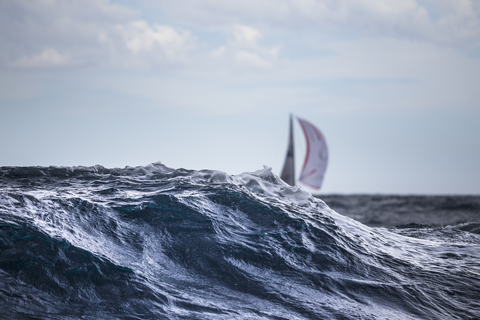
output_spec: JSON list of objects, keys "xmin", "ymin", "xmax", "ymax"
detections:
[{"xmin": 1, "ymin": 0, "xmax": 479, "ymax": 194}]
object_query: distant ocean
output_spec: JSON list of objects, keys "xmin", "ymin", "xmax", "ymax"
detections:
[
  {"xmin": 320, "ymin": 194, "xmax": 480, "ymax": 228},
  {"xmin": 1, "ymin": 163, "xmax": 479, "ymax": 319}
]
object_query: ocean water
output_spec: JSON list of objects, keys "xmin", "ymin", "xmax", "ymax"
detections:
[
  {"xmin": 321, "ymin": 194, "xmax": 480, "ymax": 228},
  {"xmin": 0, "ymin": 163, "xmax": 479, "ymax": 320}
]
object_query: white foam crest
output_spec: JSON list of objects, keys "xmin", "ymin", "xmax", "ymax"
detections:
[
  {"xmin": 187, "ymin": 169, "xmax": 232, "ymax": 185},
  {"xmin": 121, "ymin": 161, "xmax": 176, "ymax": 177},
  {"xmin": 232, "ymin": 166, "xmax": 321, "ymax": 207},
  {"xmin": 173, "ymin": 165, "xmax": 333, "ymax": 218},
  {"xmin": 0, "ymin": 162, "xmax": 176, "ymax": 179}
]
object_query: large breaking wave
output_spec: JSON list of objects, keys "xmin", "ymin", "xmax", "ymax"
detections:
[{"xmin": 0, "ymin": 163, "xmax": 479, "ymax": 319}]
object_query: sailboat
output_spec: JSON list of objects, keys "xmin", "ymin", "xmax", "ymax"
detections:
[{"xmin": 280, "ymin": 114, "xmax": 328, "ymax": 189}]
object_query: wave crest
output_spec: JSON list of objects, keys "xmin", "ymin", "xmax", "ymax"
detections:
[{"xmin": 1, "ymin": 163, "xmax": 479, "ymax": 319}]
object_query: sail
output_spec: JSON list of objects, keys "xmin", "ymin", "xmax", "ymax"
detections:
[
  {"xmin": 280, "ymin": 114, "xmax": 295, "ymax": 186},
  {"xmin": 297, "ymin": 116, "xmax": 328, "ymax": 189}
]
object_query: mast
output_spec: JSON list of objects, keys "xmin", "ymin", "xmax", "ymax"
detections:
[{"xmin": 280, "ymin": 114, "xmax": 295, "ymax": 186}]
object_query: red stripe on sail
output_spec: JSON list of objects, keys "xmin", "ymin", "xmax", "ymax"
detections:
[
  {"xmin": 300, "ymin": 168, "xmax": 317, "ymax": 180},
  {"xmin": 300, "ymin": 180, "xmax": 321, "ymax": 189},
  {"xmin": 297, "ymin": 118, "xmax": 311, "ymax": 179}
]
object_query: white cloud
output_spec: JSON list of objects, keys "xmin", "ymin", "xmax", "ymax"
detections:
[
  {"xmin": 2, "ymin": 0, "xmax": 478, "ymax": 73},
  {"xmin": 13, "ymin": 48, "xmax": 69, "ymax": 68},
  {"xmin": 153, "ymin": 0, "xmax": 480, "ymax": 47},
  {"xmin": 0, "ymin": 0, "xmax": 194, "ymax": 69},
  {"xmin": 118, "ymin": 21, "xmax": 193, "ymax": 65},
  {"xmin": 233, "ymin": 25, "xmax": 262, "ymax": 46},
  {"xmin": 209, "ymin": 25, "xmax": 280, "ymax": 69}
]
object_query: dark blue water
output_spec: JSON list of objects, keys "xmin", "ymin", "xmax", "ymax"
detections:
[
  {"xmin": 321, "ymin": 194, "xmax": 480, "ymax": 228},
  {"xmin": 1, "ymin": 163, "xmax": 479, "ymax": 319}
]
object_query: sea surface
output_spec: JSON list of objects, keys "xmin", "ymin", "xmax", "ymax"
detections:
[{"xmin": 0, "ymin": 163, "xmax": 479, "ymax": 319}]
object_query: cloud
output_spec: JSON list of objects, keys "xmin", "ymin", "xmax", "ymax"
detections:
[
  {"xmin": 2, "ymin": 0, "xmax": 478, "ymax": 73},
  {"xmin": 209, "ymin": 25, "xmax": 280, "ymax": 69},
  {"xmin": 13, "ymin": 48, "xmax": 69, "ymax": 68},
  {"xmin": 153, "ymin": 0, "xmax": 480, "ymax": 47},
  {"xmin": 117, "ymin": 21, "xmax": 194, "ymax": 66},
  {"xmin": 0, "ymin": 0, "xmax": 194, "ymax": 69}
]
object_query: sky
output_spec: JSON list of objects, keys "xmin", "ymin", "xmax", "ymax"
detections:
[{"xmin": 1, "ymin": 0, "xmax": 479, "ymax": 194}]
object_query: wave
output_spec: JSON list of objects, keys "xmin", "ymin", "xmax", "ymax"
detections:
[{"xmin": 1, "ymin": 163, "xmax": 479, "ymax": 319}]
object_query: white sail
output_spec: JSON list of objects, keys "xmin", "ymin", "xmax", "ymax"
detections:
[{"xmin": 297, "ymin": 116, "xmax": 328, "ymax": 189}]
